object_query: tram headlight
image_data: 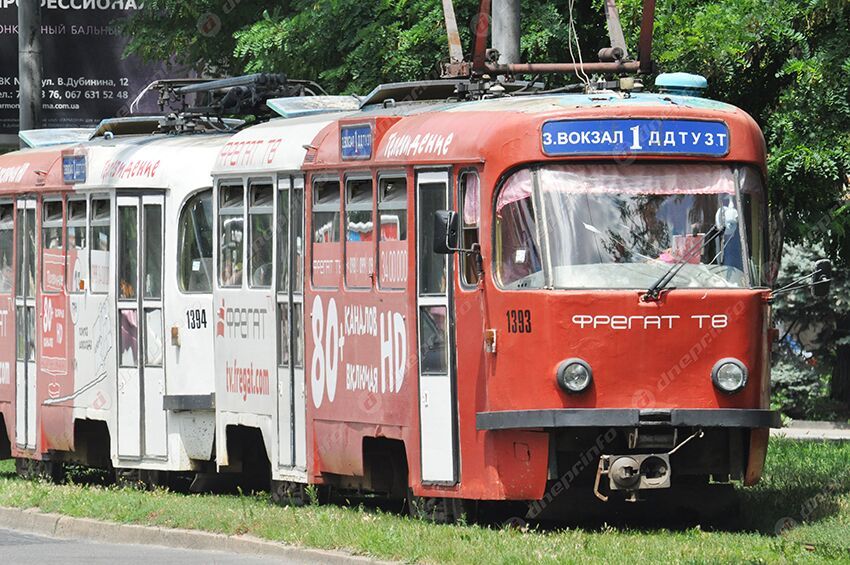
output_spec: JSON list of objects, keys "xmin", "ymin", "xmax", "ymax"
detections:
[
  {"xmin": 711, "ymin": 358, "xmax": 748, "ymax": 393},
  {"xmin": 556, "ymin": 358, "xmax": 593, "ymax": 393}
]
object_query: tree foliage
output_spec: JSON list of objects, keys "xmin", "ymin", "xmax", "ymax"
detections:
[
  {"xmin": 772, "ymin": 241, "xmax": 850, "ymax": 417},
  {"xmin": 619, "ymin": 0, "xmax": 850, "ymax": 258}
]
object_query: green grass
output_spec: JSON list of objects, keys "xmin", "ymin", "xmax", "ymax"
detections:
[{"xmin": 1, "ymin": 438, "xmax": 849, "ymax": 563}]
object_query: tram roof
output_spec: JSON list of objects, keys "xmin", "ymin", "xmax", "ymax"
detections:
[
  {"xmin": 211, "ymin": 112, "xmax": 352, "ymax": 178},
  {"xmin": 213, "ymin": 90, "xmax": 766, "ymax": 177},
  {"xmin": 0, "ymin": 144, "xmax": 74, "ymax": 195},
  {"xmin": 76, "ymin": 131, "xmax": 234, "ymax": 195}
]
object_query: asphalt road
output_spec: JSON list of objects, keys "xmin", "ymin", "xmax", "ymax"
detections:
[{"xmin": 0, "ymin": 526, "xmax": 306, "ymax": 564}]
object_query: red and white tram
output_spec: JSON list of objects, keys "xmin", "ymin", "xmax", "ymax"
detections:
[{"xmin": 0, "ymin": 73, "xmax": 794, "ymax": 520}]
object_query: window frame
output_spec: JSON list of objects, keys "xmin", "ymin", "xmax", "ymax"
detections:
[
  {"xmin": 247, "ymin": 179, "xmax": 275, "ymax": 289},
  {"xmin": 89, "ymin": 195, "xmax": 112, "ymax": 295},
  {"xmin": 218, "ymin": 182, "xmax": 246, "ymax": 289},
  {"xmin": 458, "ymin": 169, "xmax": 481, "ymax": 289},
  {"xmin": 376, "ymin": 171, "xmax": 408, "ymax": 291},
  {"xmin": 310, "ymin": 175, "xmax": 342, "ymax": 288},
  {"xmin": 65, "ymin": 196, "xmax": 88, "ymax": 294},
  {"xmin": 343, "ymin": 173, "xmax": 375, "ymax": 289},
  {"xmin": 0, "ymin": 200, "xmax": 13, "ymax": 295},
  {"xmin": 176, "ymin": 188, "xmax": 214, "ymax": 295},
  {"xmin": 41, "ymin": 198, "xmax": 64, "ymax": 294}
]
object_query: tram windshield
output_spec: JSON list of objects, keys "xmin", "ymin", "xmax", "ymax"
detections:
[{"xmin": 495, "ymin": 164, "xmax": 766, "ymax": 290}]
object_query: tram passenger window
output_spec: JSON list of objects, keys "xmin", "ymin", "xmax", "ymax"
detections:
[
  {"xmin": 0, "ymin": 204, "xmax": 13, "ymax": 293},
  {"xmin": 459, "ymin": 172, "xmax": 481, "ymax": 286},
  {"xmin": 42, "ymin": 200, "xmax": 64, "ymax": 292},
  {"xmin": 346, "ymin": 179, "xmax": 374, "ymax": 241},
  {"xmin": 418, "ymin": 182, "xmax": 447, "ymax": 295},
  {"xmin": 740, "ymin": 167, "xmax": 767, "ymax": 286},
  {"xmin": 177, "ymin": 190, "xmax": 213, "ymax": 293},
  {"xmin": 219, "ymin": 184, "xmax": 244, "ymax": 288},
  {"xmin": 345, "ymin": 177, "xmax": 374, "ymax": 288},
  {"xmin": 143, "ymin": 205, "xmax": 162, "ymax": 299},
  {"xmin": 66, "ymin": 199, "xmax": 87, "ymax": 293},
  {"xmin": 419, "ymin": 305, "xmax": 448, "ymax": 374},
  {"xmin": 378, "ymin": 176, "xmax": 407, "ymax": 290},
  {"xmin": 311, "ymin": 178, "xmax": 341, "ymax": 287},
  {"xmin": 145, "ymin": 308, "xmax": 163, "ymax": 366},
  {"xmin": 278, "ymin": 303, "xmax": 290, "ymax": 367},
  {"xmin": 277, "ymin": 180, "xmax": 290, "ymax": 293},
  {"xmin": 15, "ymin": 209, "xmax": 24, "ymax": 297},
  {"xmin": 293, "ymin": 180, "xmax": 304, "ymax": 293},
  {"xmin": 249, "ymin": 183, "xmax": 274, "ymax": 288},
  {"xmin": 42, "ymin": 201, "xmax": 63, "ymax": 249},
  {"xmin": 118, "ymin": 206, "xmax": 138, "ymax": 300},
  {"xmin": 15, "ymin": 306, "xmax": 24, "ymax": 360},
  {"xmin": 26, "ymin": 305, "xmax": 35, "ymax": 362},
  {"xmin": 90, "ymin": 198, "xmax": 111, "ymax": 294},
  {"xmin": 119, "ymin": 309, "xmax": 138, "ymax": 367},
  {"xmin": 313, "ymin": 180, "xmax": 340, "ymax": 243},
  {"xmin": 379, "ymin": 177, "xmax": 407, "ymax": 241},
  {"xmin": 24, "ymin": 209, "xmax": 35, "ymax": 296},
  {"xmin": 276, "ymin": 303, "xmax": 305, "ymax": 368},
  {"xmin": 495, "ymin": 170, "xmax": 543, "ymax": 288},
  {"xmin": 293, "ymin": 303, "xmax": 304, "ymax": 368}
]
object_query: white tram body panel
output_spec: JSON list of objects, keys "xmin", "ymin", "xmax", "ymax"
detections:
[
  {"xmin": 211, "ymin": 115, "xmax": 349, "ymax": 482},
  {"xmin": 69, "ymin": 133, "xmax": 234, "ymax": 470}
]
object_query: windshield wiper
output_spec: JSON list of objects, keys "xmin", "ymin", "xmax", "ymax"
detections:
[{"xmin": 642, "ymin": 224, "xmax": 726, "ymax": 302}]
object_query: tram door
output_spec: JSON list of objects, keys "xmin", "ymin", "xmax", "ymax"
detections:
[
  {"xmin": 276, "ymin": 176, "xmax": 306, "ymax": 471},
  {"xmin": 416, "ymin": 171, "xmax": 458, "ymax": 484},
  {"xmin": 14, "ymin": 199, "xmax": 37, "ymax": 450},
  {"xmin": 116, "ymin": 195, "xmax": 167, "ymax": 459}
]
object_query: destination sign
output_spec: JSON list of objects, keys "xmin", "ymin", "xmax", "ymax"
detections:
[
  {"xmin": 62, "ymin": 155, "xmax": 86, "ymax": 183},
  {"xmin": 542, "ymin": 119, "xmax": 730, "ymax": 157},
  {"xmin": 340, "ymin": 124, "xmax": 372, "ymax": 160}
]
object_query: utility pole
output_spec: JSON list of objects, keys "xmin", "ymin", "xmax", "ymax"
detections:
[
  {"xmin": 18, "ymin": 0, "xmax": 43, "ymax": 145},
  {"xmin": 492, "ymin": 0, "xmax": 520, "ymax": 65}
]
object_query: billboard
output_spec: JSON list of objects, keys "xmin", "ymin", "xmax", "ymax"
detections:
[{"xmin": 0, "ymin": 0, "xmax": 173, "ymax": 140}]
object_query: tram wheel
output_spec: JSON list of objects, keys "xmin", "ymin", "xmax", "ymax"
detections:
[
  {"xmin": 406, "ymin": 489, "xmax": 472, "ymax": 524},
  {"xmin": 15, "ymin": 458, "xmax": 65, "ymax": 483},
  {"xmin": 270, "ymin": 480, "xmax": 308, "ymax": 507}
]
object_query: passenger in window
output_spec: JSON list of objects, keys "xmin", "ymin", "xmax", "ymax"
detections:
[
  {"xmin": 0, "ymin": 255, "xmax": 11, "ymax": 293},
  {"xmin": 222, "ymin": 255, "xmax": 242, "ymax": 286}
]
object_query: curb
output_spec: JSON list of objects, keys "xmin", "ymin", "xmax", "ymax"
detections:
[
  {"xmin": 770, "ymin": 428, "xmax": 850, "ymax": 442},
  {"xmin": 0, "ymin": 506, "xmax": 385, "ymax": 563}
]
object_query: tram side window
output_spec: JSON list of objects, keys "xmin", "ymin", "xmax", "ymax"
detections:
[
  {"xmin": 0, "ymin": 204, "xmax": 12, "ymax": 293},
  {"xmin": 249, "ymin": 183, "xmax": 274, "ymax": 288},
  {"xmin": 277, "ymin": 180, "xmax": 290, "ymax": 293},
  {"xmin": 293, "ymin": 179, "xmax": 304, "ymax": 293},
  {"xmin": 495, "ymin": 170, "xmax": 543, "ymax": 289},
  {"xmin": 740, "ymin": 167, "xmax": 767, "ymax": 286},
  {"xmin": 177, "ymin": 190, "xmax": 213, "ymax": 293},
  {"xmin": 66, "ymin": 199, "xmax": 87, "ymax": 293},
  {"xmin": 378, "ymin": 176, "xmax": 408, "ymax": 290},
  {"xmin": 118, "ymin": 206, "xmax": 138, "ymax": 300},
  {"xmin": 42, "ymin": 200, "xmax": 64, "ymax": 292},
  {"xmin": 219, "ymin": 184, "xmax": 244, "ymax": 288},
  {"xmin": 459, "ymin": 172, "xmax": 481, "ymax": 286},
  {"xmin": 90, "ymin": 198, "xmax": 111, "ymax": 294},
  {"xmin": 345, "ymin": 177, "xmax": 374, "ymax": 288},
  {"xmin": 311, "ymin": 178, "xmax": 341, "ymax": 287}
]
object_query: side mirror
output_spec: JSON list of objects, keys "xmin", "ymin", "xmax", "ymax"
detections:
[
  {"xmin": 434, "ymin": 210, "xmax": 459, "ymax": 254},
  {"xmin": 811, "ymin": 258, "xmax": 832, "ymax": 298}
]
